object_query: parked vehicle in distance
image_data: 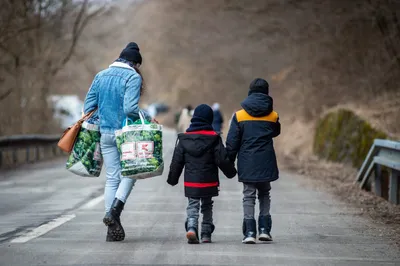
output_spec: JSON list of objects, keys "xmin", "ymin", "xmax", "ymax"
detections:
[{"xmin": 145, "ymin": 102, "xmax": 170, "ymax": 117}]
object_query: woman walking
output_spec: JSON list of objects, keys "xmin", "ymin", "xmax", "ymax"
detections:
[{"xmin": 83, "ymin": 42, "xmax": 146, "ymax": 242}]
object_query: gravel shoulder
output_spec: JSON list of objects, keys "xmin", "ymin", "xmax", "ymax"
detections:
[{"xmin": 280, "ymin": 154, "xmax": 400, "ymax": 249}]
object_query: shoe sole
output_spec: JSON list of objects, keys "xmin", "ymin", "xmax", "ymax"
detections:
[
  {"xmin": 259, "ymin": 233, "xmax": 273, "ymax": 242},
  {"xmin": 242, "ymin": 237, "xmax": 256, "ymax": 244},
  {"xmin": 103, "ymin": 217, "xmax": 115, "ymax": 226},
  {"xmin": 201, "ymin": 239, "xmax": 212, "ymax": 243},
  {"xmin": 103, "ymin": 217, "xmax": 125, "ymax": 241},
  {"xmin": 186, "ymin": 231, "xmax": 199, "ymax": 244}
]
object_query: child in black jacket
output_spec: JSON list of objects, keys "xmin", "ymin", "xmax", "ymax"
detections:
[{"xmin": 168, "ymin": 104, "xmax": 237, "ymax": 244}]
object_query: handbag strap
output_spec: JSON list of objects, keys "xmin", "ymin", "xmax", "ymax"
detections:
[{"xmin": 80, "ymin": 108, "xmax": 98, "ymax": 123}]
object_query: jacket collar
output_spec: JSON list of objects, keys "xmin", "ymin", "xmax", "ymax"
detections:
[{"xmin": 109, "ymin": 62, "xmax": 135, "ymax": 71}]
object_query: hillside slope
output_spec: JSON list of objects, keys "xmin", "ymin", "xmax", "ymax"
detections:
[{"xmin": 61, "ymin": 0, "xmax": 400, "ymax": 143}]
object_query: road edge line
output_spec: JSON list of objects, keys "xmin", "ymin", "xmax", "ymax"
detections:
[{"xmin": 10, "ymin": 214, "xmax": 76, "ymax": 243}]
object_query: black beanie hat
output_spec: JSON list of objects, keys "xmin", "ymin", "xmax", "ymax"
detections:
[
  {"xmin": 119, "ymin": 42, "xmax": 142, "ymax": 65},
  {"xmin": 191, "ymin": 104, "xmax": 214, "ymax": 125},
  {"xmin": 249, "ymin": 78, "xmax": 269, "ymax": 95},
  {"xmin": 186, "ymin": 104, "xmax": 215, "ymax": 132}
]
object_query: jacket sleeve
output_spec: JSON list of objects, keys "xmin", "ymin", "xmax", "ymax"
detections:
[
  {"xmin": 83, "ymin": 75, "xmax": 99, "ymax": 114},
  {"xmin": 214, "ymin": 137, "xmax": 237, "ymax": 179},
  {"xmin": 226, "ymin": 114, "xmax": 242, "ymax": 162},
  {"xmin": 167, "ymin": 139, "xmax": 184, "ymax": 186},
  {"xmin": 123, "ymin": 72, "xmax": 142, "ymax": 120},
  {"xmin": 272, "ymin": 116, "xmax": 281, "ymax": 138}
]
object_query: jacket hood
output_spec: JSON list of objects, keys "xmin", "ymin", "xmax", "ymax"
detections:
[
  {"xmin": 178, "ymin": 133, "xmax": 219, "ymax": 157},
  {"xmin": 241, "ymin": 93, "xmax": 273, "ymax": 117}
]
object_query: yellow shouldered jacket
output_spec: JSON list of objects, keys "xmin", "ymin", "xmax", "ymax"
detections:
[{"xmin": 226, "ymin": 93, "xmax": 280, "ymax": 183}]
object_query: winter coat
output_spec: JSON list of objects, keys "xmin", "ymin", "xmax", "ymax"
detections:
[
  {"xmin": 226, "ymin": 93, "xmax": 280, "ymax": 183},
  {"xmin": 84, "ymin": 62, "xmax": 142, "ymax": 134},
  {"xmin": 212, "ymin": 109, "xmax": 224, "ymax": 133},
  {"xmin": 167, "ymin": 130, "xmax": 237, "ymax": 198}
]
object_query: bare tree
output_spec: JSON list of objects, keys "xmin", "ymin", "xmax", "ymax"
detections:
[{"xmin": 0, "ymin": 0, "xmax": 104, "ymax": 135}]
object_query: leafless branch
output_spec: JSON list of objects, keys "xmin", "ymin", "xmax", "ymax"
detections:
[
  {"xmin": 55, "ymin": 3, "xmax": 105, "ymax": 74},
  {"xmin": 0, "ymin": 88, "xmax": 12, "ymax": 102}
]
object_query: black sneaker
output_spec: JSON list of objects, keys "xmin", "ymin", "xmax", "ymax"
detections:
[
  {"xmin": 201, "ymin": 224, "xmax": 214, "ymax": 243},
  {"xmin": 186, "ymin": 228, "xmax": 200, "ymax": 244},
  {"xmin": 185, "ymin": 218, "xmax": 199, "ymax": 244},
  {"xmin": 242, "ymin": 219, "xmax": 256, "ymax": 244},
  {"xmin": 258, "ymin": 215, "xmax": 273, "ymax": 242},
  {"xmin": 201, "ymin": 233, "xmax": 212, "ymax": 243}
]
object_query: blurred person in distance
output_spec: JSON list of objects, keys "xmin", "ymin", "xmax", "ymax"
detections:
[
  {"xmin": 147, "ymin": 104, "xmax": 157, "ymax": 118},
  {"xmin": 177, "ymin": 104, "xmax": 193, "ymax": 133},
  {"xmin": 212, "ymin": 102, "xmax": 224, "ymax": 134}
]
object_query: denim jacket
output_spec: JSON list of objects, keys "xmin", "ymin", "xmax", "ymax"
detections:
[{"xmin": 84, "ymin": 62, "xmax": 144, "ymax": 134}]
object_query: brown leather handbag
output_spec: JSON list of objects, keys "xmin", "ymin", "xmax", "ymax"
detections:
[{"xmin": 57, "ymin": 109, "xmax": 97, "ymax": 153}]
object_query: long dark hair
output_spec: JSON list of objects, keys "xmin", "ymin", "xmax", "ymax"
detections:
[{"xmin": 133, "ymin": 66, "xmax": 145, "ymax": 95}]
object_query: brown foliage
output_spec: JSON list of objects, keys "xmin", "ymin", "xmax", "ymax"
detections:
[
  {"xmin": 0, "ymin": 0, "xmax": 104, "ymax": 136},
  {"xmin": 79, "ymin": 0, "xmax": 399, "ymax": 133}
]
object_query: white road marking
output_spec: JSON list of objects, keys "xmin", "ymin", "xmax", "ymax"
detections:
[
  {"xmin": 80, "ymin": 195, "xmax": 103, "ymax": 210},
  {"xmin": 11, "ymin": 214, "xmax": 76, "ymax": 243}
]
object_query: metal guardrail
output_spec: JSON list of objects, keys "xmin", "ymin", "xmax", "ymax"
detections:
[
  {"xmin": 0, "ymin": 134, "xmax": 62, "ymax": 168},
  {"xmin": 355, "ymin": 139, "xmax": 400, "ymax": 204}
]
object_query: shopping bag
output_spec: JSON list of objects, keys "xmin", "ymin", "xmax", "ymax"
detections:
[
  {"xmin": 115, "ymin": 112, "xmax": 163, "ymax": 179},
  {"xmin": 66, "ymin": 121, "xmax": 103, "ymax": 177}
]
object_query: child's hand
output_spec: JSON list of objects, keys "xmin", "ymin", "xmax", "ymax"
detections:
[
  {"xmin": 167, "ymin": 179, "xmax": 178, "ymax": 186},
  {"xmin": 227, "ymin": 167, "xmax": 237, "ymax": 179}
]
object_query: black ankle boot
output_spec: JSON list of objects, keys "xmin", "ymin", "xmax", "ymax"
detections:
[
  {"xmin": 103, "ymin": 198, "xmax": 125, "ymax": 242},
  {"xmin": 106, "ymin": 226, "xmax": 113, "ymax": 242}
]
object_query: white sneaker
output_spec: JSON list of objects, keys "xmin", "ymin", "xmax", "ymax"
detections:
[
  {"xmin": 259, "ymin": 233, "xmax": 273, "ymax": 241},
  {"xmin": 242, "ymin": 236, "xmax": 256, "ymax": 244}
]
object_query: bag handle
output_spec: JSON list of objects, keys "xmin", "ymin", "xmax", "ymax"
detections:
[
  {"xmin": 138, "ymin": 110, "xmax": 145, "ymax": 125},
  {"xmin": 123, "ymin": 111, "xmax": 146, "ymax": 127},
  {"xmin": 81, "ymin": 108, "xmax": 97, "ymax": 122}
]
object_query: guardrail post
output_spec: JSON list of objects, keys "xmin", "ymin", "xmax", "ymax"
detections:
[
  {"xmin": 374, "ymin": 164, "xmax": 382, "ymax": 197},
  {"xmin": 26, "ymin": 147, "xmax": 30, "ymax": 163},
  {"xmin": 52, "ymin": 145, "xmax": 56, "ymax": 157},
  {"xmin": 389, "ymin": 169, "xmax": 399, "ymax": 205},
  {"xmin": 12, "ymin": 150, "xmax": 18, "ymax": 165},
  {"xmin": 35, "ymin": 146, "xmax": 40, "ymax": 161}
]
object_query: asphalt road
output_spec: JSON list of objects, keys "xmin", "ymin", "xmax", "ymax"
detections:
[{"xmin": 0, "ymin": 129, "xmax": 399, "ymax": 266}]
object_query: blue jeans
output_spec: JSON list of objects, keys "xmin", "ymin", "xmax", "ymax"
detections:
[
  {"xmin": 100, "ymin": 133, "xmax": 136, "ymax": 212},
  {"xmin": 186, "ymin": 197, "xmax": 214, "ymax": 233}
]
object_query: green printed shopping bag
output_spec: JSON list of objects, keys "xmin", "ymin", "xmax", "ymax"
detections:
[
  {"xmin": 115, "ymin": 112, "xmax": 164, "ymax": 179},
  {"xmin": 66, "ymin": 121, "xmax": 103, "ymax": 177}
]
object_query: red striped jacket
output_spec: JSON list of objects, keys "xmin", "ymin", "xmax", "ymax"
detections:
[{"xmin": 167, "ymin": 130, "xmax": 237, "ymax": 198}]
